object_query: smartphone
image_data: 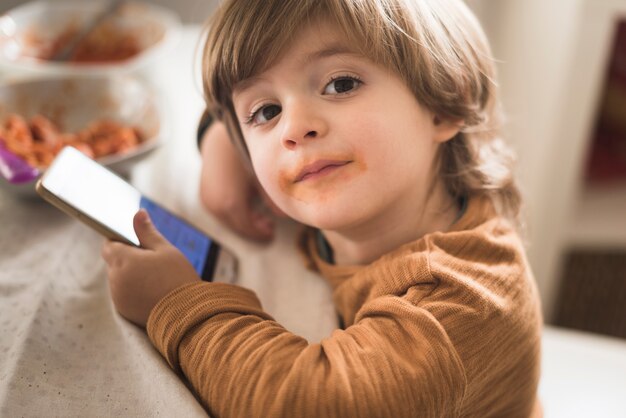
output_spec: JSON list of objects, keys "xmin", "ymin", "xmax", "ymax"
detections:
[{"xmin": 36, "ymin": 146, "xmax": 237, "ymax": 283}]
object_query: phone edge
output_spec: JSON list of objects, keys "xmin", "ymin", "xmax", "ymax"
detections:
[{"xmin": 35, "ymin": 178, "xmax": 138, "ymax": 247}]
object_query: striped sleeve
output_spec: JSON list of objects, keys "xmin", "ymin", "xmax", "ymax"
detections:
[{"xmin": 147, "ymin": 282, "xmax": 466, "ymax": 418}]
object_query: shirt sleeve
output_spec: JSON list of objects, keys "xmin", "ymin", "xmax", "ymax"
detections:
[{"xmin": 147, "ymin": 282, "xmax": 467, "ymax": 418}]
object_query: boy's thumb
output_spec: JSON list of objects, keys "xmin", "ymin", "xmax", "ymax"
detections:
[{"xmin": 133, "ymin": 209, "xmax": 164, "ymax": 249}]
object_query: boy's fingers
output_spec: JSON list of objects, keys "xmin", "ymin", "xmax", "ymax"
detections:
[
  {"xmin": 250, "ymin": 209, "xmax": 275, "ymax": 237},
  {"xmin": 226, "ymin": 205, "xmax": 274, "ymax": 242},
  {"xmin": 133, "ymin": 210, "xmax": 165, "ymax": 250},
  {"xmin": 101, "ymin": 240, "xmax": 130, "ymax": 263},
  {"xmin": 101, "ymin": 240, "xmax": 113, "ymax": 262}
]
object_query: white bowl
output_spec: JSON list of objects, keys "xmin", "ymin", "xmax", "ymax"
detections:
[
  {"xmin": 0, "ymin": 75, "xmax": 167, "ymax": 197},
  {"xmin": 0, "ymin": 0, "xmax": 181, "ymax": 78}
]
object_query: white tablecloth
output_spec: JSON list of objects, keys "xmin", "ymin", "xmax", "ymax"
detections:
[{"xmin": 1, "ymin": 27, "xmax": 625, "ymax": 417}]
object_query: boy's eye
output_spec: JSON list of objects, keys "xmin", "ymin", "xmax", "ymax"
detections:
[
  {"xmin": 323, "ymin": 76, "xmax": 362, "ymax": 95},
  {"xmin": 248, "ymin": 104, "xmax": 281, "ymax": 125}
]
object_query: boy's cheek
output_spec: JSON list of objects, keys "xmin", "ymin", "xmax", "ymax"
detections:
[
  {"xmin": 252, "ymin": 163, "xmax": 283, "ymax": 204},
  {"xmin": 249, "ymin": 146, "xmax": 303, "ymax": 220},
  {"xmin": 261, "ymin": 180, "xmax": 293, "ymax": 218}
]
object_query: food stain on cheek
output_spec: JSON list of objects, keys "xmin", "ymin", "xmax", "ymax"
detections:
[
  {"xmin": 277, "ymin": 169, "xmax": 295, "ymax": 196},
  {"xmin": 277, "ymin": 160, "xmax": 367, "ymax": 203}
]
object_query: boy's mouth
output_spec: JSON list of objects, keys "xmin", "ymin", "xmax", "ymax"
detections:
[{"xmin": 294, "ymin": 159, "xmax": 353, "ymax": 183}]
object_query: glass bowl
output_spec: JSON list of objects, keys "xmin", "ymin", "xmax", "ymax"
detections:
[
  {"xmin": 0, "ymin": 75, "xmax": 167, "ymax": 197},
  {"xmin": 0, "ymin": 0, "xmax": 181, "ymax": 78}
]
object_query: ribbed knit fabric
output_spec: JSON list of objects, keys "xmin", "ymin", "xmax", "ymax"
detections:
[{"xmin": 146, "ymin": 194, "xmax": 543, "ymax": 418}]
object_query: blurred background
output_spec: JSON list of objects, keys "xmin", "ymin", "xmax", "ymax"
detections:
[
  {"xmin": 1, "ymin": 0, "xmax": 625, "ymax": 338},
  {"xmin": 469, "ymin": 0, "xmax": 626, "ymax": 340}
]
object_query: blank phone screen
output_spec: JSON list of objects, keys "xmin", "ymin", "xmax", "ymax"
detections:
[{"xmin": 40, "ymin": 147, "xmax": 213, "ymax": 276}]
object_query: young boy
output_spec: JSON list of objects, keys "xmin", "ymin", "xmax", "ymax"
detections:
[{"xmin": 102, "ymin": 0, "xmax": 543, "ymax": 417}]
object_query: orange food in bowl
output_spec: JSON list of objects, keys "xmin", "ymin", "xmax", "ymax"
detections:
[
  {"xmin": 0, "ymin": 114, "xmax": 144, "ymax": 168},
  {"xmin": 38, "ymin": 22, "xmax": 142, "ymax": 63}
]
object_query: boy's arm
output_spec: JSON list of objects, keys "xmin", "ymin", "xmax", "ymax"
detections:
[{"xmin": 147, "ymin": 282, "xmax": 466, "ymax": 418}]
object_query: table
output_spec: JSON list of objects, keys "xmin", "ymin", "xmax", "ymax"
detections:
[
  {"xmin": 540, "ymin": 327, "xmax": 626, "ymax": 417},
  {"xmin": 1, "ymin": 26, "xmax": 626, "ymax": 418}
]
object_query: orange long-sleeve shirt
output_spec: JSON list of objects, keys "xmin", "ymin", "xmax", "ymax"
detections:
[{"xmin": 147, "ymin": 195, "xmax": 543, "ymax": 418}]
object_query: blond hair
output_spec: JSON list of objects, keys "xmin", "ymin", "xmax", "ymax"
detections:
[{"xmin": 202, "ymin": 0, "xmax": 522, "ymax": 227}]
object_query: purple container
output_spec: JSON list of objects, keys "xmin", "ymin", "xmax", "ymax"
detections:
[{"xmin": 0, "ymin": 138, "xmax": 41, "ymax": 184}]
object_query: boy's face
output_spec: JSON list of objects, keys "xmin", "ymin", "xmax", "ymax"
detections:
[{"xmin": 232, "ymin": 21, "xmax": 458, "ymax": 231}]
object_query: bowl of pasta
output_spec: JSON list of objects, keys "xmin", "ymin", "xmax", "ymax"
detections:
[
  {"xmin": 0, "ymin": 75, "xmax": 166, "ymax": 197},
  {"xmin": 0, "ymin": 0, "xmax": 181, "ymax": 78}
]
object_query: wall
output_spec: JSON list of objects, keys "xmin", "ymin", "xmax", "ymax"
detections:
[
  {"xmin": 477, "ymin": 0, "xmax": 626, "ymax": 322},
  {"xmin": 481, "ymin": 0, "xmax": 588, "ymax": 320}
]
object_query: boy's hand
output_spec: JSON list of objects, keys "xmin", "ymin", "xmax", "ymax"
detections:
[
  {"xmin": 199, "ymin": 121, "xmax": 285, "ymax": 242},
  {"xmin": 101, "ymin": 210, "xmax": 201, "ymax": 327}
]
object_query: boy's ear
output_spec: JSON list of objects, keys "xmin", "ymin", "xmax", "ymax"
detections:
[{"xmin": 432, "ymin": 115, "xmax": 463, "ymax": 143}]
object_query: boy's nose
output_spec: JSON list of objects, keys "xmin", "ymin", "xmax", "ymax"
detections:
[{"xmin": 280, "ymin": 102, "xmax": 327, "ymax": 150}]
